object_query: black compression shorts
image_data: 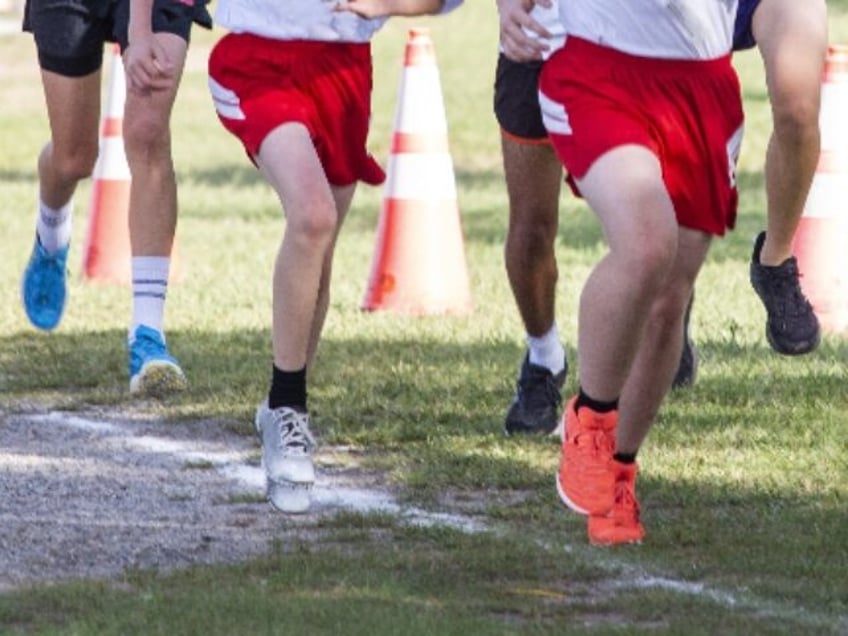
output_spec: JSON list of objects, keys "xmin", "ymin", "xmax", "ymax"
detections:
[
  {"xmin": 493, "ymin": 52, "xmax": 548, "ymax": 142},
  {"xmin": 733, "ymin": 0, "xmax": 761, "ymax": 51},
  {"xmin": 23, "ymin": 0, "xmax": 211, "ymax": 77}
]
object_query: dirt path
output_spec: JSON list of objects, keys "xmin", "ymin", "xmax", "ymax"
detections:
[{"xmin": 0, "ymin": 408, "xmax": 465, "ymax": 592}]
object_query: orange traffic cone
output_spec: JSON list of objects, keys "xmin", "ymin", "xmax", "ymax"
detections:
[
  {"xmin": 361, "ymin": 28, "xmax": 472, "ymax": 316},
  {"xmin": 81, "ymin": 44, "xmax": 132, "ymax": 284},
  {"xmin": 790, "ymin": 44, "xmax": 848, "ymax": 333}
]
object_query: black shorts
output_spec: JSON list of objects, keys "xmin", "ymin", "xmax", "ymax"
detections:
[
  {"xmin": 23, "ymin": 0, "xmax": 212, "ymax": 77},
  {"xmin": 493, "ymin": 53, "xmax": 548, "ymax": 142},
  {"xmin": 733, "ymin": 0, "xmax": 762, "ymax": 51}
]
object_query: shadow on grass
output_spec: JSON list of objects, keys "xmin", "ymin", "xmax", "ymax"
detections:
[
  {"xmin": 452, "ymin": 166, "xmax": 768, "ymax": 256},
  {"xmin": 0, "ymin": 168, "xmax": 38, "ymax": 185},
  {"xmin": 173, "ymin": 162, "xmax": 767, "ymax": 266},
  {"xmin": 3, "ymin": 325, "xmax": 845, "ymax": 423},
  {"xmin": 668, "ymin": 336, "xmax": 848, "ymax": 413},
  {"xmin": 1, "ymin": 326, "xmax": 846, "ymax": 618},
  {"xmin": 181, "ymin": 162, "xmax": 265, "ymax": 190}
]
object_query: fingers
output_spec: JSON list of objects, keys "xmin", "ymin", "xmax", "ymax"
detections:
[
  {"xmin": 125, "ymin": 40, "xmax": 175, "ymax": 93},
  {"xmin": 333, "ymin": 1, "xmax": 383, "ymax": 19},
  {"xmin": 500, "ymin": 11, "xmax": 551, "ymax": 62}
]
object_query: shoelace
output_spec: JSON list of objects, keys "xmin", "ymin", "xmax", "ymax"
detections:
[
  {"xmin": 764, "ymin": 260, "xmax": 814, "ymax": 321},
  {"xmin": 30, "ymin": 255, "xmax": 65, "ymax": 304},
  {"xmin": 613, "ymin": 478, "xmax": 640, "ymax": 519},
  {"xmin": 275, "ymin": 410, "xmax": 316, "ymax": 456},
  {"xmin": 571, "ymin": 428, "xmax": 615, "ymax": 469},
  {"xmin": 133, "ymin": 332, "xmax": 167, "ymax": 358},
  {"xmin": 518, "ymin": 369, "xmax": 562, "ymax": 411}
]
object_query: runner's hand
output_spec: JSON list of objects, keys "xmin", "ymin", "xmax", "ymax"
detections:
[
  {"xmin": 124, "ymin": 33, "xmax": 175, "ymax": 94},
  {"xmin": 497, "ymin": 0, "xmax": 552, "ymax": 62},
  {"xmin": 335, "ymin": 0, "xmax": 442, "ymax": 18}
]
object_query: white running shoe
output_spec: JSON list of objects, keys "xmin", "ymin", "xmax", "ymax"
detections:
[{"xmin": 255, "ymin": 401, "xmax": 316, "ymax": 513}]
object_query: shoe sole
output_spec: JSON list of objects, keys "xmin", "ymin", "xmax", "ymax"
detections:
[
  {"xmin": 588, "ymin": 533, "xmax": 644, "ymax": 547},
  {"xmin": 588, "ymin": 516, "xmax": 645, "ymax": 546},
  {"xmin": 672, "ymin": 344, "xmax": 699, "ymax": 389},
  {"xmin": 130, "ymin": 361, "xmax": 188, "ymax": 398},
  {"xmin": 267, "ymin": 479, "xmax": 312, "ymax": 514},
  {"xmin": 766, "ymin": 327, "xmax": 821, "ymax": 356},
  {"xmin": 22, "ymin": 302, "xmax": 64, "ymax": 331},
  {"xmin": 550, "ymin": 418, "xmax": 563, "ymax": 438},
  {"xmin": 503, "ymin": 399, "xmax": 563, "ymax": 437},
  {"xmin": 750, "ymin": 263, "xmax": 822, "ymax": 356},
  {"xmin": 557, "ymin": 416, "xmax": 590, "ymax": 514},
  {"xmin": 555, "ymin": 472, "xmax": 594, "ymax": 516},
  {"xmin": 504, "ymin": 420, "xmax": 562, "ymax": 437},
  {"xmin": 254, "ymin": 409, "xmax": 264, "ymax": 437},
  {"xmin": 556, "ymin": 422, "xmax": 613, "ymax": 516},
  {"xmin": 21, "ymin": 279, "xmax": 66, "ymax": 332}
]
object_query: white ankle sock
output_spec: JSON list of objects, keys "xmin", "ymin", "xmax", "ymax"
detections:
[
  {"xmin": 130, "ymin": 256, "xmax": 170, "ymax": 337},
  {"xmin": 527, "ymin": 323, "xmax": 566, "ymax": 375},
  {"xmin": 36, "ymin": 199, "xmax": 73, "ymax": 254}
]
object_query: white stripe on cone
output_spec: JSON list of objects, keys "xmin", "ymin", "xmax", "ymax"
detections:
[
  {"xmin": 362, "ymin": 28, "xmax": 471, "ymax": 315},
  {"xmin": 384, "ymin": 154, "xmax": 457, "ymax": 200},
  {"xmin": 82, "ymin": 45, "xmax": 132, "ymax": 283},
  {"xmin": 93, "ymin": 136, "xmax": 131, "ymax": 181},
  {"xmin": 790, "ymin": 45, "xmax": 848, "ymax": 332},
  {"xmin": 394, "ymin": 66, "xmax": 448, "ymax": 136}
]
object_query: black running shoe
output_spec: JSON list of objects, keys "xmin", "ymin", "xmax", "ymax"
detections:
[
  {"xmin": 672, "ymin": 292, "xmax": 698, "ymax": 389},
  {"xmin": 504, "ymin": 352, "xmax": 567, "ymax": 436},
  {"xmin": 750, "ymin": 231, "xmax": 821, "ymax": 355}
]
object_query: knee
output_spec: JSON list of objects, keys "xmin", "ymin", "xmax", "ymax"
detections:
[
  {"xmin": 507, "ymin": 212, "xmax": 558, "ymax": 258},
  {"xmin": 650, "ymin": 284, "xmax": 692, "ymax": 327},
  {"xmin": 288, "ymin": 204, "xmax": 338, "ymax": 247},
  {"xmin": 46, "ymin": 141, "xmax": 98, "ymax": 182},
  {"xmin": 771, "ymin": 92, "xmax": 821, "ymax": 148},
  {"xmin": 122, "ymin": 112, "xmax": 171, "ymax": 161},
  {"xmin": 623, "ymin": 234, "xmax": 678, "ymax": 286}
]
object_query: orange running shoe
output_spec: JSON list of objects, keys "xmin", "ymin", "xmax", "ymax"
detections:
[
  {"xmin": 555, "ymin": 397, "xmax": 616, "ymax": 516},
  {"xmin": 588, "ymin": 460, "xmax": 645, "ymax": 546}
]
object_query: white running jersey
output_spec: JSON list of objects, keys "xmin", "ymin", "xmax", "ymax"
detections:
[
  {"xmin": 215, "ymin": 0, "xmax": 462, "ymax": 42},
  {"xmin": 558, "ymin": 0, "xmax": 738, "ymax": 59},
  {"xmin": 525, "ymin": 2, "xmax": 566, "ymax": 60},
  {"xmin": 498, "ymin": 3, "xmax": 565, "ymax": 61}
]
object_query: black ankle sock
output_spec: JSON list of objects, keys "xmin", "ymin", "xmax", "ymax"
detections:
[
  {"xmin": 575, "ymin": 387, "xmax": 618, "ymax": 414},
  {"xmin": 613, "ymin": 452, "xmax": 637, "ymax": 464},
  {"xmin": 268, "ymin": 365, "xmax": 307, "ymax": 410}
]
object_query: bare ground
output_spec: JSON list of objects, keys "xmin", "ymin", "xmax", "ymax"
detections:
[{"xmin": 0, "ymin": 407, "xmax": 435, "ymax": 593}]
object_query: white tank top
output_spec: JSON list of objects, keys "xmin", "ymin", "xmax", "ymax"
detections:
[{"xmin": 524, "ymin": 3, "xmax": 567, "ymax": 60}]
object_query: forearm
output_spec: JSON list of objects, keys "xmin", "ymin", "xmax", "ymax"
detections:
[
  {"xmin": 129, "ymin": 0, "xmax": 155, "ymax": 42},
  {"xmin": 382, "ymin": 0, "xmax": 445, "ymax": 17}
]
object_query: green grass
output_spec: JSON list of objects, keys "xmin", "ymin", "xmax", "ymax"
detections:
[{"xmin": 2, "ymin": 4, "xmax": 848, "ymax": 634}]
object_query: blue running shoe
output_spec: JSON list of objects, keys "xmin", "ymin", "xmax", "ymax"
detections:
[
  {"xmin": 128, "ymin": 325, "xmax": 187, "ymax": 397},
  {"xmin": 21, "ymin": 236, "xmax": 69, "ymax": 331}
]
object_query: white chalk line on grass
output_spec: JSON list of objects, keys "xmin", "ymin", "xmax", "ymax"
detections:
[
  {"xmin": 27, "ymin": 411, "xmax": 484, "ymax": 534},
  {"xmin": 22, "ymin": 411, "xmax": 844, "ymax": 631},
  {"xmin": 620, "ymin": 572, "xmax": 842, "ymax": 632}
]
